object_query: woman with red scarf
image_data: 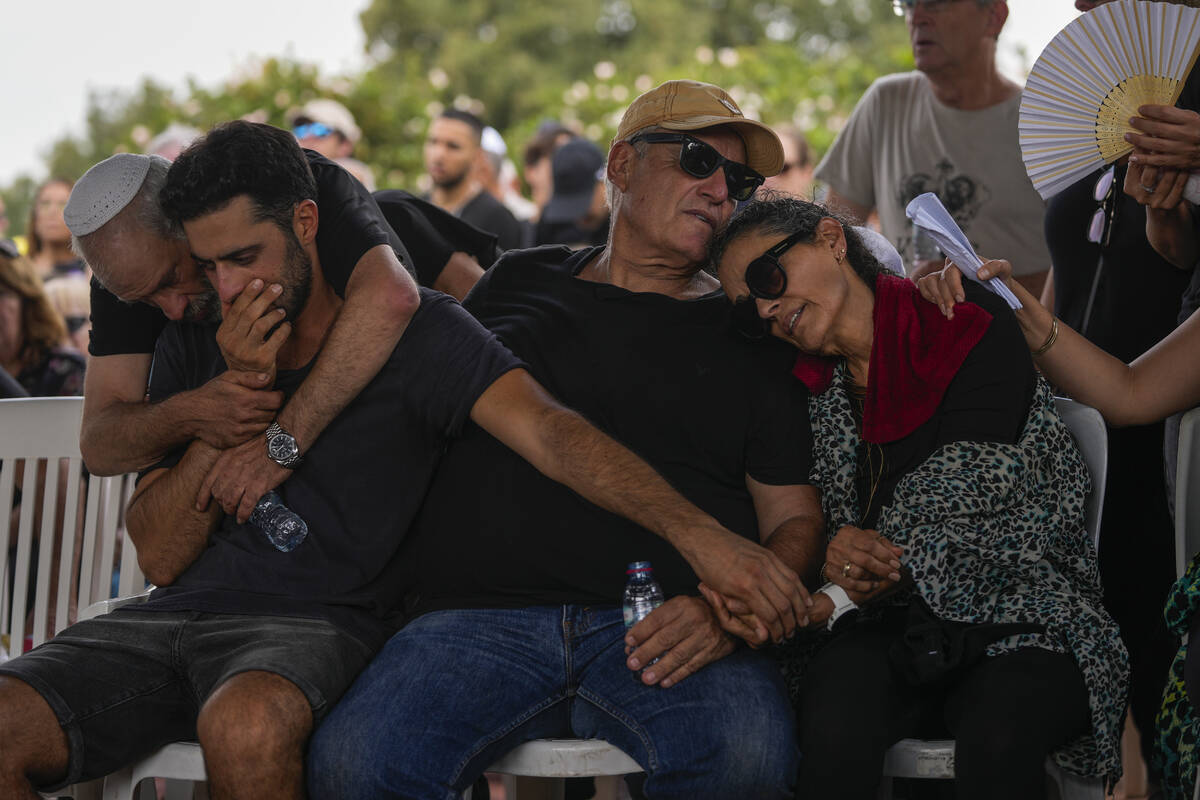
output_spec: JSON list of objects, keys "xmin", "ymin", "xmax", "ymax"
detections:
[{"xmin": 709, "ymin": 196, "xmax": 1128, "ymax": 799}]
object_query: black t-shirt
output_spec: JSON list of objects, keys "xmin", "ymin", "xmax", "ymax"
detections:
[
  {"xmin": 1045, "ymin": 65, "xmax": 1200, "ymax": 362},
  {"xmin": 374, "ymin": 189, "xmax": 500, "ymax": 287},
  {"xmin": 136, "ymin": 289, "xmax": 523, "ymax": 649},
  {"xmin": 854, "ymin": 283, "xmax": 1036, "ymax": 529},
  {"xmin": 88, "ymin": 151, "xmax": 410, "ymax": 358},
  {"xmin": 534, "ymin": 215, "xmax": 611, "ymax": 250},
  {"xmin": 403, "ymin": 245, "xmax": 815, "ymax": 615},
  {"xmin": 459, "ymin": 190, "xmax": 524, "ymax": 253}
]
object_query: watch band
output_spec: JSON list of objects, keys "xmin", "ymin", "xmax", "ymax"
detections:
[
  {"xmin": 265, "ymin": 421, "xmax": 303, "ymax": 469},
  {"xmin": 817, "ymin": 582, "xmax": 858, "ymax": 632}
]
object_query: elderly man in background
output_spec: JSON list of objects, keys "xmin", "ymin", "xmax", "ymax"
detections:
[
  {"xmin": 816, "ymin": 0, "xmax": 1052, "ymax": 297},
  {"xmin": 308, "ymin": 79, "xmax": 823, "ymax": 800}
]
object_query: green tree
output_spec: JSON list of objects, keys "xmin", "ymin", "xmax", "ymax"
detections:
[{"xmin": 2, "ymin": 0, "xmax": 913, "ymax": 220}]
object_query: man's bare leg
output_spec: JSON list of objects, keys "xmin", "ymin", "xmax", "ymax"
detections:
[
  {"xmin": 197, "ymin": 670, "xmax": 313, "ymax": 800},
  {"xmin": 0, "ymin": 676, "xmax": 70, "ymax": 798}
]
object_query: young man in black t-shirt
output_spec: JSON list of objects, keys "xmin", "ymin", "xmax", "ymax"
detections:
[
  {"xmin": 424, "ymin": 109, "xmax": 525, "ymax": 251},
  {"xmin": 309, "ymin": 81, "xmax": 823, "ymax": 800},
  {"xmin": 0, "ymin": 121, "xmax": 808, "ymax": 799},
  {"xmin": 67, "ymin": 148, "xmax": 420, "ymax": 523}
]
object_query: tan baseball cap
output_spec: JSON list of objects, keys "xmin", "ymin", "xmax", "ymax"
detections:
[{"xmin": 614, "ymin": 80, "xmax": 784, "ymax": 176}]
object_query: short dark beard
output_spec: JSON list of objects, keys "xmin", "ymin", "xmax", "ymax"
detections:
[
  {"xmin": 278, "ymin": 229, "xmax": 313, "ymax": 321},
  {"xmin": 206, "ymin": 230, "xmax": 312, "ymax": 325},
  {"xmin": 432, "ymin": 165, "xmax": 471, "ymax": 192}
]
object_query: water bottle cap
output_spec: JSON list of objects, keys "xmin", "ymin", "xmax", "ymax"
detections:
[{"xmin": 626, "ymin": 561, "xmax": 653, "ymax": 575}]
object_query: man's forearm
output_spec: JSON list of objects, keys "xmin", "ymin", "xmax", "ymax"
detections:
[
  {"xmin": 763, "ymin": 517, "xmax": 824, "ymax": 587},
  {"xmin": 82, "ymin": 390, "xmax": 209, "ymax": 475},
  {"xmin": 533, "ymin": 404, "xmax": 720, "ymax": 545},
  {"xmin": 275, "ymin": 246, "xmax": 419, "ymax": 449},
  {"xmin": 126, "ymin": 440, "xmax": 223, "ymax": 586}
]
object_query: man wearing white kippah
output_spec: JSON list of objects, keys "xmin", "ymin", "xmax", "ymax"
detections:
[{"xmin": 66, "ymin": 147, "xmax": 420, "ymax": 516}]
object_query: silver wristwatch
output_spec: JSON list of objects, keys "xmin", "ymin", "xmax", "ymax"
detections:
[{"xmin": 265, "ymin": 421, "xmax": 303, "ymax": 469}]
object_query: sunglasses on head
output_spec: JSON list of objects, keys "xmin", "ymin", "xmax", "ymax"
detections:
[
  {"xmin": 629, "ymin": 132, "xmax": 765, "ymax": 202},
  {"xmin": 293, "ymin": 122, "xmax": 334, "ymax": 140}
]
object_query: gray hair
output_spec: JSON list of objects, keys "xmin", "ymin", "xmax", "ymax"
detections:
[{"xmin": 603, "ymin": 125, "xmax": 656, "ymax": 222}]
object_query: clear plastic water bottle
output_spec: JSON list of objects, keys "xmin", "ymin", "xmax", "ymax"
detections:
[
  {"xmin": 622, "ymin": 561, "xmax": 664, "ymax": 629},
  {"xmin": 249, "ymin": 491, "xmax": 308, "ymax": 552}
]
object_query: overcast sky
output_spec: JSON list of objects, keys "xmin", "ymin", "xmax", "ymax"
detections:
[{"xmin": 1, "ymin": 0, "xmax": 1077, "ymax": 186}]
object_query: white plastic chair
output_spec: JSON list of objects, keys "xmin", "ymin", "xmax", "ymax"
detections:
[
  {"xmin": 469, "ymin": 739, "xmax": 641, "ymax": 800},
  {"xmin": 0, "ymin": 397, "xmax": 144, "ymax": 653},
  {"xmin": 0, "ymin": 397, "xmax": 145, "ymax": 799},
  {"xmin": 877, "ymin": 397, "xmax": 1109, "ymax": 800},
  {"xmin": 1174, "ymin": 407, "xmax": 1200, "ymax": 578}
]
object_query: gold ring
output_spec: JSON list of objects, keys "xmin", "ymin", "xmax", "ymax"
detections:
[{"xmin": 842, "ymin": 561, "xmax": 852, "ymax": 578}]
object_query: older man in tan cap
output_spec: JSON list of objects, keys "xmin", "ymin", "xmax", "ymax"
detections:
[{"xmin": 307, "ymin": 79, "xmax": 821, "ymax": 800}]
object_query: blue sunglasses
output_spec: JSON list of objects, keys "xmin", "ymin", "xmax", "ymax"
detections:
[{"xmin": 293, "ymin": 122, "xmax": 335, "ymax": 139}]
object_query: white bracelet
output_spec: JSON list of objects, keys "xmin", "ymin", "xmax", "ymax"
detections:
[{"xmin": 817, "ymin": 582, "xmax": 858, "ymax": 632}]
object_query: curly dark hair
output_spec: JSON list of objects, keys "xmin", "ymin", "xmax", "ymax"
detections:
[
  {"xmin": 160, "ymin": 121, "xmax": 317, "ymax": 233},
  {"xmin": 709, "ymin": 192, "xmax": 888, "ymax": 292}
]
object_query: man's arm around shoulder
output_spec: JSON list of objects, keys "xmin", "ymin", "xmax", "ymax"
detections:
[{"xmin": 81, "ymin": 353, "xmax": 282, "ymax": 476}]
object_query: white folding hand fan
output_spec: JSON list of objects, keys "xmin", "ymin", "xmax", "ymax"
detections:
[{"xmin": 1019, "ymin": 0, "xmax": 1200, "ymax": 199}]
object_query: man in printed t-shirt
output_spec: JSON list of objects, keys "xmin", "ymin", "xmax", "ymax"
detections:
[
  {"xmin": 308, "ymin": 80, "xmax": 825, "ymax": 800},
  {"xmin": 815, "ymin": 0, "xmax": 1052, "ymax": 297}
]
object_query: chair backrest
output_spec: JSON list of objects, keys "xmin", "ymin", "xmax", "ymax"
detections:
[
  {"xmin": 1054, "ymin": 396, "xmax": 1108, "ymax": 550},
  {"xmin": 1175, "ymin": 407, "xmax": 1200, "ymax": 577},
  {"xmin": 0, "ymin": 397, "xmax": 143, "ymax": 653}
]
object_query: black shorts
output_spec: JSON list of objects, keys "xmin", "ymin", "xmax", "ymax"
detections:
[{"xmin": 0, "ymin": 608, "xmax": 374, "ymax": 790}]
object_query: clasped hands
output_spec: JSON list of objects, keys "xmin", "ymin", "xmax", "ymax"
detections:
[
  {"xmin": 1124, "ymin": 104, "xmax": 1200, "ymax": 211},
  {"xmin": 625, "ymin": 525, "xmax": 901, "ymax": 687},
  {"xmin": 193, "ymin": 280, "xmax": 294, "ymax": 522},
  {"xmin": 699, "ymin": 525, "xmax": 899, "ymax": 643}
]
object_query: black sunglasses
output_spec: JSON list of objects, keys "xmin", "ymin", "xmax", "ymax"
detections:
[
  {"xmin": 743, "ymin": 229, "xmax": 810, "ymax": 300},
  {"xmin": 729, "ymin": 230, "xmax": 811, "ymax": 340},
  {"xmin": 630, "ymin": 132, "xmax": 765, "ymax": 202}
]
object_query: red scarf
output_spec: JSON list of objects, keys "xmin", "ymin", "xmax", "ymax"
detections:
[{"xmin": 791, "ymin": 274, "xmax": 992, "ymax": 443}]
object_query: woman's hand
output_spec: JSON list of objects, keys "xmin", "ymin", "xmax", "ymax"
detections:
[
  {"xmin": 823, "ymin": 525, "xmax": 902, "ymax": 593},
  {"xmin": 917, "ymin": 259, "xmax": 1018, "ymax": 321},
  {"xmin": 1124, "ymin": 160, "xmax": 1189, "ymax": 211},
  {"xmin": 1127, "ymin": 104, "xmax": 1200, "ymax": 171},
  {"xmin": 700, "ymin": 583, "xmax": 831, "ymax": 641}
]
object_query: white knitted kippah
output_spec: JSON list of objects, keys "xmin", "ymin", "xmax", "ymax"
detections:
[{"xmin": 64, "ymin": 154, "xmax": 163, "ymax": 236}]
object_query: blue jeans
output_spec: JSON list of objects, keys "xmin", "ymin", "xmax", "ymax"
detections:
[{"xmin": 307, "ymin": 606, "xmax": 798, "ymax": 800}]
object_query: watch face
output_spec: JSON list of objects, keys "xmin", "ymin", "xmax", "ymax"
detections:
[{"xmin": 268, "ymin": 433, "xmax": 299, "ymax": 462}]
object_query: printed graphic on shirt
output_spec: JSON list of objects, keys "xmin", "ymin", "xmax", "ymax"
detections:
[{"xmin": 895, "ymin": 159, "xmax": 990, "ymax": 264}]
